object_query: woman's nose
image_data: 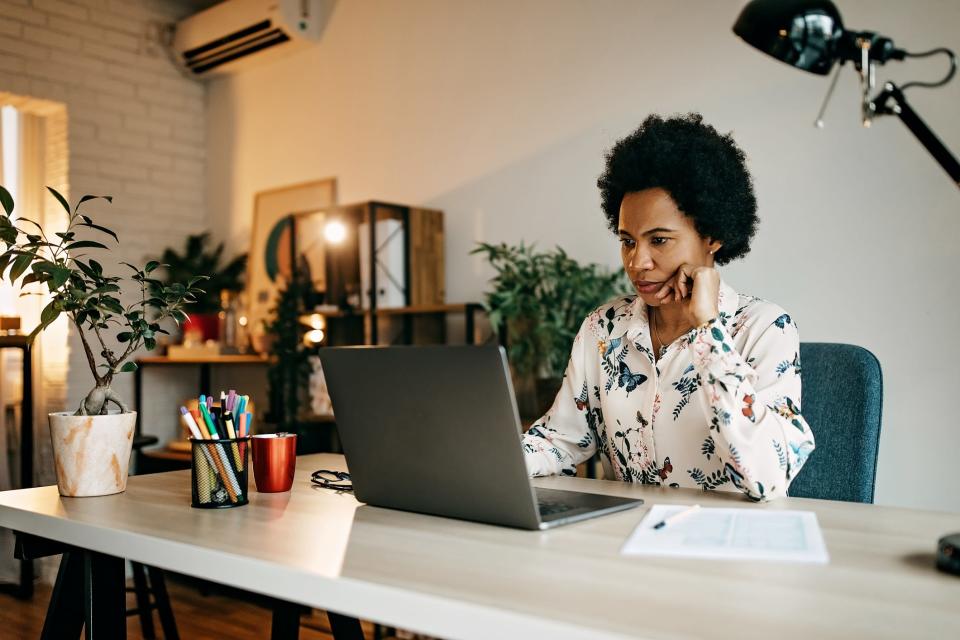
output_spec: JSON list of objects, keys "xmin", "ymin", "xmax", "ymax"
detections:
[{"xmin": 628, "ymin": 249, "xmax": 653, "ymax": 272}]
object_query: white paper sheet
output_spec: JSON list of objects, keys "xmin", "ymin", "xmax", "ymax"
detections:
[{"xmin": 621, "ymin": 505, "xmax": 829, "ymax": 564}]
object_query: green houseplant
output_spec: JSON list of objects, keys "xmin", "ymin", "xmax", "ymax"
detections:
[
  {"xmin": 264, "ymin": 266, "xmax": 312, "ymax": 432},
  {"xmin": 472, "ymin": 242, "xmax": 631, "ymax": 417},
  {"xmin": 0, "ymin": 185, "xmax": 206, "ymax": 496},
  {"xmin": 156, "ymin": 232, "xmax": 246, "ymax": 341}
]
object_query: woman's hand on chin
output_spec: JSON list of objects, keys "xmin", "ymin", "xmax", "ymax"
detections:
[{"xmin": 654, "ymin": 264, "xmax": 720, "ymax": 326}]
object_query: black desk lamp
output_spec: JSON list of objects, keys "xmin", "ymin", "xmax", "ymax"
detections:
[{"xmin": 732, "ymin": 0, "xmax": 959, "ymax": 189}]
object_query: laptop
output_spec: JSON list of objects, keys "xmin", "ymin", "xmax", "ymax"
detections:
[{"xmin": 317, "ymin": 345, "xmax": 643, "ymax": 530}]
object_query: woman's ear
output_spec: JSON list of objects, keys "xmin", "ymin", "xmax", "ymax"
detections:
[{"xmin": 706, "ymin": 238, "xmax": 723, "ymax": 257}]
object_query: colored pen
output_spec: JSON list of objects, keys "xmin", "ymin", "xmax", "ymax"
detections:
[
  {"xmin": 184, "ymin": 407, "xmax": 240, "ymax": 500},
  {"xmin": 652, "ymin": 504, "xmax": 701, "ymax": 530},
  {"xmin": 180, "ymin": 407, "xmax": 219, "ymax": 470},
  {"xmin": 222, "ymin": 411, "xmax": 243, "ymax": 468},
  {"xmin": 199, "ymin": 403, "xmax": 219, "ymax": 438},
  {"xmin": 189, "ymin": 409, "xmax": 208, "ymax": 438},
  {"xmin": 198, "ymin": 403, "xmax": 240, "ymax": 495}
]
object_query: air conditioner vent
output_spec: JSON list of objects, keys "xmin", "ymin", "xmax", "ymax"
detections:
[
  {"xmin": 172, "ymin": 0, "xmax": 335, "ymax": 77},
  {"xmin": 181, "ymin": 19, "xmax": 274, "ymax": 60}
]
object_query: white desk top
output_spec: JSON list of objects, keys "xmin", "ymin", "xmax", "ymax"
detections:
[{"xmin": 1, "ymin": 454, "xmax": 958, "ymax": 639}]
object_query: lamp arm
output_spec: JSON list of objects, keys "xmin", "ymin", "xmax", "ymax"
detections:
[{"xmin": 872, "ymin": 82, "xmax": 960, "ymax": 189}]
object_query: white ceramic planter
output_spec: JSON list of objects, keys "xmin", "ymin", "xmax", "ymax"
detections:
[{"xmin": 48, "ymin": 411, "xmax": 137, "ymax": 497}]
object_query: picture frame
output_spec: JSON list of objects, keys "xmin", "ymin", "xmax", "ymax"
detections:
[{"xmin": 246, "ymin": 178, "xmax": 337, "ymax": 349}]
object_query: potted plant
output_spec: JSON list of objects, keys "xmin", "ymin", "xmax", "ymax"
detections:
[
  {"xmin": 155, "ymin": 232, "xmax": 246, "ymax": 342},
  {"xmin": 472, "ymin": 242, "xmax": 631, "ymax": 419},
  {"xmin": 0, "ymin": 186, "xmax": 206, "ymax": 497},
  {"xmin": 264, "ymin": 263, "xmax": 312, "ymax": 432}
]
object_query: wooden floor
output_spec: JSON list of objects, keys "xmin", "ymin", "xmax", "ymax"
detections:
[{"xmin": 0, "ymin": 576, "xmax": 379, "ymax": 639}]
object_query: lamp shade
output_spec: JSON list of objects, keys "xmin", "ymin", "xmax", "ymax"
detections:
[{"xmin": 733, "ymin": 0, "xmax": 845, "ymax": 75}]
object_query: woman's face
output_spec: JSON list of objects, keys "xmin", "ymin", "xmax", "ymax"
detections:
[{"xmin": 618, "ymin": 188, "xmax": 721, "ymax": 306}]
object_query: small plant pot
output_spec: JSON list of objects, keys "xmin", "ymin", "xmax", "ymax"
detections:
[{"xmin": 48, "ymin": 411, "xmax": 137, "ymax": 497}]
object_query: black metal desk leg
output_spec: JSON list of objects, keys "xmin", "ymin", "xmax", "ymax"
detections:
[
  {"xmin": 271, "ymin": 600, "xmax": 301, "ymax": 640},
  {"xmin": 327, "ymin": 613, "xmax": 364, "ymax": 640},
  {"xmin": 130, "ymin": 562, "xmax": 155, "ymax": 639},
  {"xmin": 146, "ymin": 565, "xmax": 179, "ymax": 640},
  {"xmin": 83, "ymin": 551, "xmax": 126, "ymax": 639},
  {"xmin": 41, "ymin": 551, "xmax": 84, "ymax": 640}
]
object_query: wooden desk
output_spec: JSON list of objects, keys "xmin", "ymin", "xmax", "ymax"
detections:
[{"xmin": 0, "ymin": 454, "xmax": 958, "ymax": 639}]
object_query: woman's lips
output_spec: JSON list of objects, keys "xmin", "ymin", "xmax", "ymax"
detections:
[{"xmin": 633, "ymin": 280, "xmax": 663, "ymax": 294}]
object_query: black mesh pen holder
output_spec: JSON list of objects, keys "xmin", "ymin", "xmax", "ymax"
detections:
[{"xmin": 190, "ymin": 437, "xmax": 250, "ymax": 508}]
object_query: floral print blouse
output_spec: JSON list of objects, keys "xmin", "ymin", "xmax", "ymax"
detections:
[{"xmin": 521, "ymin": 280, "xmax": 815, "ymax": 501}]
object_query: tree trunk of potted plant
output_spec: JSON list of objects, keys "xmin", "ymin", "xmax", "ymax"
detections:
[{"xmin": 0, "ymin": 186, "xmax": 206, "ymax": 497}]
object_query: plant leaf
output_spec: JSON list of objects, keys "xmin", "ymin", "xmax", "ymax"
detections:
[
  {"xmin": 0, "ymin": 186, "xmax": 13, "ymax": 216},
  {"xmin": 40, "ymin": 300, "xmax": 60, "ymax": 325},
  {"xmin": 76, "ymin": 194, "xmax": 112, "ymax": 210},
  {"xmin": 66, "ymin": 240, "xmax": 108, "ymax": 251},
  {"xmin": 10, "ymin": 252, "xmax": 33, "ymax": 281},
  {"xmin": 145, "ymin": 260, "xmax": 159, "ymax": 273},
  {"xmin": 120, "ymin": 362, "xmax": 138, "ymax": 373},
  {"xmin": 77, "ymin": 221, "xmax": 119, "ymax": 242},
  {"xmin": 51, "ymin": 265, "xmax": 71, "ymax": 290},
  {"xmin": 46, "ymin": 187, "xmax": 71, "ymax": 215}
]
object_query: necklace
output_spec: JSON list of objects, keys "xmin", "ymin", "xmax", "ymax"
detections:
[{"xmin": 651, "ymin": 308, "xmax": 669, "ymax": 359}]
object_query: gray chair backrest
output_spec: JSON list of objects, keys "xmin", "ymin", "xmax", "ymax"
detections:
[{"xmin": 788, "ymin": 343, "xmax": 883, "ymax": 503}]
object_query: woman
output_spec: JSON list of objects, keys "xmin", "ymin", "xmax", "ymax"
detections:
[{"xmin": 521, "ymin": 113, "xmax": 814, "ymax": 501}]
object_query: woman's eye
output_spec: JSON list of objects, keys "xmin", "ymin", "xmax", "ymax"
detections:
[
  {"xmin": 620, "ymin": 238, "xmax": 635, "ymax": 248},
  {"xmin": 651, "ymin": 237, "xmax": 669, "ymax": 246}
]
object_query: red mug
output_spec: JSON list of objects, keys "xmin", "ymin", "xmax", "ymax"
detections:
[{"xmin": 251, "ymin": 433, "xmax": 297, "ymax": 493}]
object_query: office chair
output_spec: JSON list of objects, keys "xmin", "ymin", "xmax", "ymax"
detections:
[{"xmin": 789, "ymin": 343, "xmax": 883, "ymax": 503}]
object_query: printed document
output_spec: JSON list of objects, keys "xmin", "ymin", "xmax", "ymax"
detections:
[{"xmin": 621, "ymin": 505, "xmax": 829, "ymax": 563}]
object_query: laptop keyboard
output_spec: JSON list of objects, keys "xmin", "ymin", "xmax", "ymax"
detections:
[{"xmin": 537, "ymin": 499, "xmax": 575, "ymax": 517}]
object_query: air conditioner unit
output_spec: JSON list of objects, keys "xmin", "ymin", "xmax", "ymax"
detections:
[{"xmin": 172, "ymin": 0, "xmax": 334, "ymax": 77}]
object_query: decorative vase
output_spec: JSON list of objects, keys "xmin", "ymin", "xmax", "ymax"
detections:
[{"xmin": 48, "ymin": 411, "xmax": 137, "ymax": 497}]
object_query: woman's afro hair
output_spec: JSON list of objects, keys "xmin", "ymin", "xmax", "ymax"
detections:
[{"xmin": 597, "ymin": 113, "xmax": 758, "ymax": 265}]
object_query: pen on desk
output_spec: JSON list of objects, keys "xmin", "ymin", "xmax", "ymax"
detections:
[{"xmin": 652, "ymin": 504, "xmax": 701, "ymax": 530}]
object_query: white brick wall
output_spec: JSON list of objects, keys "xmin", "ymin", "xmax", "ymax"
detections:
[{"xmin": 0, "ymin": 0, "xmax": 208, "ymax": 411}]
